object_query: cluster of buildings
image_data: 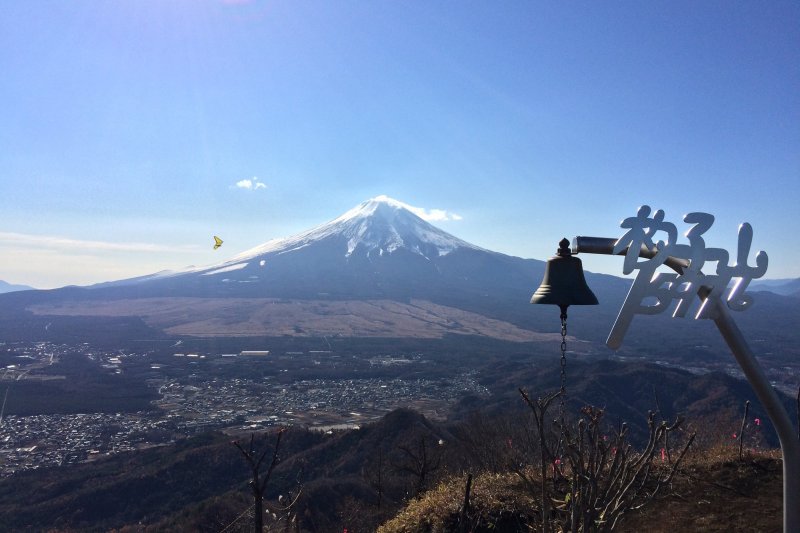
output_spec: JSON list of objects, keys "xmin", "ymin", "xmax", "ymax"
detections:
[
  {"xmin": 0, "ymin": 341, "xmax": 490, "ymax": 476},
  {"xmin": 0, "ymin": 412, "xmax": 175, "ymax": 475},
  {"xmin": 154, "ymin": 372, "xmax": 489, "ymax": 431}
]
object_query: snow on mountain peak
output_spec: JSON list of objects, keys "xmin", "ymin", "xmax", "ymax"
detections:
[
  {"xmin": 230, "ymin": 196, "xmax": 482, "ymax": 262},
  {"xmin": 340, "ymin": 195, "xmax": 463, "ymax": 223},
  {"xmin": 332, "ymin": 195, "xmax": 410, "ymax": 224}
]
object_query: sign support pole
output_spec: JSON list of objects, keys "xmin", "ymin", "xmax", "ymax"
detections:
[{"xmin": 711, "ymin": 298, "xmax": 800, "ymax": 533}]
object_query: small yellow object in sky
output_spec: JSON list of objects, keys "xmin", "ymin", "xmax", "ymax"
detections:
[{"xmin": 213, "ymin": 236, "xmax": 223, "ymax": 250}]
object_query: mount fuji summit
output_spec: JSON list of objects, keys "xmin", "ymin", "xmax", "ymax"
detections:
[
  {"xmin": 6, "ymin": 196, "xmax": 629, "ymax": 340},
  {"xmin": 229, "ymin": 195, "xmax": 485, "ymax": 263}
]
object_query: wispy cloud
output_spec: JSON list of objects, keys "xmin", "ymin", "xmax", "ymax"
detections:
[
  {"xmin": 371, "ymin": 195, "xmax": 464, "ymax": 222},
  {"xmin": 405, "ymin": 204, "xmax": 463, "ymax": 222},
  {"xmin": 411, "ymin": 207, "xmax": 463, "ymax": 222},
  {"xmin": 0, "ymin": 232, "xmax": 201, "ymax": 253},
  {"xmin": 234, "ymin": 176, "xmax": 267, "ymax": 190}
]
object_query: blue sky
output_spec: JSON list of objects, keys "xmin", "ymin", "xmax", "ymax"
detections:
[{"xmin": 1, "ymin": 1, "xmax": 798, "ymax": 289}]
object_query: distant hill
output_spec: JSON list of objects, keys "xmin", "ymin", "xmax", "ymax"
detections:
[
  {"xmin": 0, "ymin": 280, "xmax": 35, "ymax": 294},
  {"xmin": 751, "ymin": 277, "xmax": 800, "ymax": 297},
  {"xmin": 450, "ymin": 359, "xmax": 797, "ymax": 448}
]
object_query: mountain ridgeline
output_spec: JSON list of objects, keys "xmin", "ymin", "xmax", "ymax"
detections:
[{"xmin": 0, "ymin": 280, "xmax": 35, "ymax": 294}]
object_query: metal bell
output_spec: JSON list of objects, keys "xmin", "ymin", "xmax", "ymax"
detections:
[{"xmin": 531, "ymin": 238, "xmax": 599, "ymax": 312}]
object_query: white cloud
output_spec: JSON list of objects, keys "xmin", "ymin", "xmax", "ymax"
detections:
[
  {"xmin": 0, "ymin": 232, "xmax": 200, "ymax": 253},
  {"xmin": 370, "ymin": 196, "xmax": 463, "ymax": 222},
  {"xmin": 406, "ymin": 205, "xmax": 463, "ymax": 222},
  {"xmin": 235, "ymin": 176, "xmax": 267, "ymax": 190}
]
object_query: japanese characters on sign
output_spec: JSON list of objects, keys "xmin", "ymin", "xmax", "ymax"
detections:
[{"xmin": 607, "ymin": 205, "xmax": 768, "ymax": 349}]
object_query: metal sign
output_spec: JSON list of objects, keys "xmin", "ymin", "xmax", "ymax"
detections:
[{"xmin": 607, "ymin": 205, "xmax": 768, "ymax": 349}]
